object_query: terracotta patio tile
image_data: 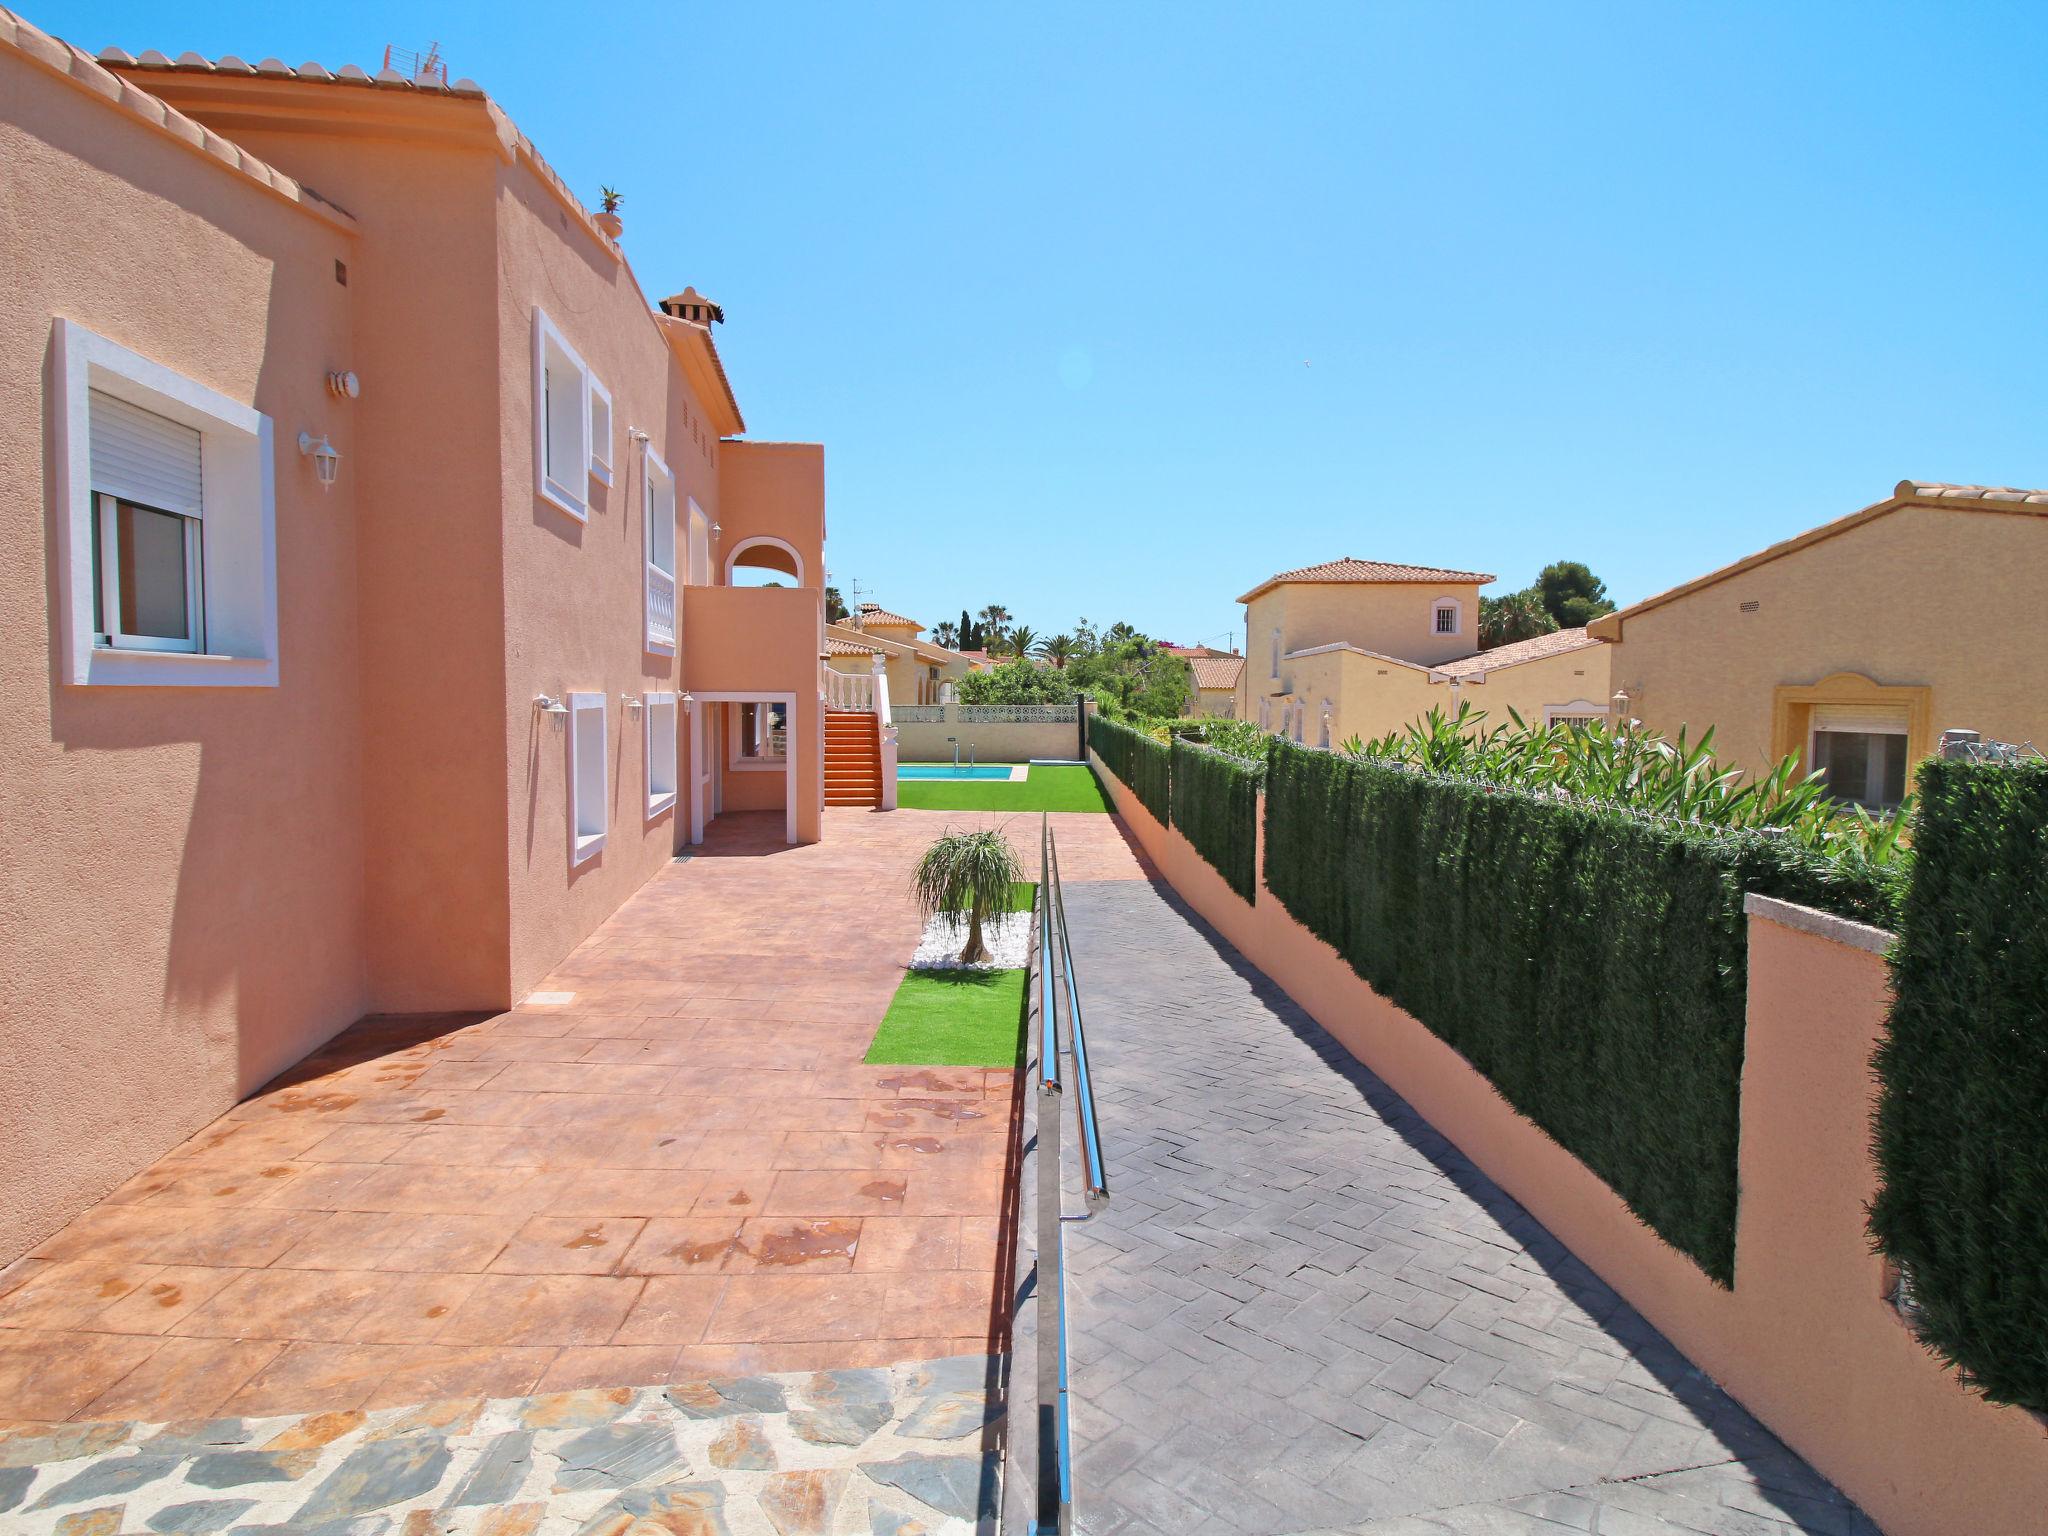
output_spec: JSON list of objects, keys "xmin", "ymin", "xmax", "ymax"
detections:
[
  {"xmin": 0, "ymin": 1261, "xmax": 155, "ymax": 1331},
  {"xmin": 78, "ymin": 1335, "xmax": 284, "ymax": 1422},
  {"xmin": 171, "ymin": 1267, "xmax": 389, "ymax": 1341},
  {"xmin": 702, "ymin": 1275, "xmax": 890, "ymax": 1344},
  {"xmin": 0, "ymin": 1329, "xmax": 161, "ymax": 1423},
  {"xmin": 346, "ymin": 1274, "xmax": 484, "ymax": 1343},
  {"xmin": 89, "ymin": 1265, "xmax": 247, "ymax": 1335},
  {"xmin": 297, "ymin": 1125, "xmax": 412, "ymax": 1163},
  {"xmin": 762, "ymin": 1171, "xmax": 910, "ymax": 1219},
  {"xmin": 901, "ymin": 1166, "xmax": 1006, "ymax": 1218},
  {"xmin": 541, "ymin": 1169, "xmax": 711, "ymax": 1218},
  {"xmin": 774, "ymin": 1132, "xmax": 890, "ymax": 1171},
  {"xmin": 490, "ymin": 1062, "xmax": 677, "ymax": 1096},
  {"xmin": 620, "ymin": 1219, "xmax": 744, "ymax": 1275},
  {"xmin": 31, "ymin": 1205, "xmax": 325, "ymax": 1268},
  {"xmin": 273, "ymin": 1211, "xmax": 522, "ymax": 1272},
  {"xmin": 726, "ymin": 1218, "xmax": 863, "ymax": 1274},
  {"xmin": 686, "ymin": 1131, "xmax": 789, "ymax": 1168},
  {"xmin": 473, "ymin": 1034, "xmax": 611, "ymax": 1064},
  {"xmin": 406, "ymin": 1060, "xmax": 510, "ymax": 1092},
  {"xmin": 610, "ymin": 1277, "xmax": 726, "ymax": 1347},
  {"xmin": 863, "ymin": 1100, "xmax": 998, "ymax": 1134},
  {"xmin": 577, "ymin": 1037, "xmax": 702, "ymax": 1066},
  {"xmin": 852, "ymin": 1218, "xmax": 961, "ymax": 1273},
  {"xmin": 690, "ymin": 1170, "xmax": 779, "ymax": 1219},
  {"xmin": 363, "ymin": 1345, "xmax": 556, "ymax": 1409},
  {"xmin": 378, "ymin": 1125, "xmax": 542, "ymax": 1168},
  {"xmin": 535, "ymin": 1345, "xmax": 682, "ymax": 1392},
  {"xmin": 488, "ymin": 1217, "xmax": 647, "ymax": 1276},
  {"xmin": 433, "ymin": 1274, "xmax": 645, "ymax": 1346},
  {"xmin": 335, "ymin": 1166, "xmax": 551, "ymax": 1217},
  {"xmin": 882, "ymin": 1272, "xmax": 1001, "ymax": 1343},
  {"xmin": 221, "ymin": 1340, "xmax": 417, "ymax": 1416}
]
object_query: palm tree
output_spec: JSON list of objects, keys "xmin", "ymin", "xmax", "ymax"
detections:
[
  {"xmin": 1039, "ymin": 633, "xmax": 1077, "ymax": 668},
  {"xmin": 977, "ymin": 604, "xmax": 1011, "ymax": 653},
  {"xmin": 1478, "ymin": 590, "xmax": 1557, "ymax": 650},
  {"xmin": 1105, "ymin": 621, "xmax": 1138, "ymax": 645},
  {"xmin": 911, "ymin": 829, "xmax": 1023, "ymax": 965},
  {"xmin": 1006, "ymin": 625, "xmax": 1039, "ymax": 659},
  {"xmin": 932, "ymin": 620, "xmax": 960, "ymax": 649}
]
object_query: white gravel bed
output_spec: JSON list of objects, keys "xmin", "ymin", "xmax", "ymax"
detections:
[{"xmin": 912, "ymin": 909, "xmax": 1032, "ymax": 970}]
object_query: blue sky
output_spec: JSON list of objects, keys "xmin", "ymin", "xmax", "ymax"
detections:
[{"xmin": 54, "ymin": 1, "xmax": 2048, "ymax": 650}]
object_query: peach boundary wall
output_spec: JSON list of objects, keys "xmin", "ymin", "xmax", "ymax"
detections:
[{"xmin": 1087, "ymin": 747, "xmax": 2048, "ymax": 1536}]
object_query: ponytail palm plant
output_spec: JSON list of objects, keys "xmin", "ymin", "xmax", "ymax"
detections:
[{"xmin": 912, "ymin": 828, "xmax": 1024, "ymax": 964}]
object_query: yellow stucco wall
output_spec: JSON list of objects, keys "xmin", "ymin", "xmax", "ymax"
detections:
[
  {"xmin": 1450, "ymin": 644, "xmax": 1613, "ymax": 731},
  {"xmin": 1602, "ymin": 505, "xmax": 2048, "ymax": 775},
  {"xmin": 1244, "ymin": 579, "xmax": 1484, "ymax": 684}
]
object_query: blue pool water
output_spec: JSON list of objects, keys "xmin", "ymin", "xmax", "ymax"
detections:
[{"xmin": 899, "ymin": 764, "xmax": 1020, "ymax": 780}]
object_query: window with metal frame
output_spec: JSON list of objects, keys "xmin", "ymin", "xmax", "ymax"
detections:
[
  {"xmin": 89, "ymin": 389, "xmax": 206, "ymax": 654},
  {"xmin": 534, "ymin": 308, "xmax": 591, "ymax": 519},
  {"xmin": 645, "ymin": 691, "xmax": 679, "ymax": 818},
  {"xmin": 568, "ymin": 692, "xmax": 608, "ymax": 863},
  {"xmin": 645, "ymin": 450, "xmax": 677, "ymax": 654}
]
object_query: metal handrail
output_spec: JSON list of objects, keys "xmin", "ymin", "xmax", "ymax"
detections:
[{"xmin": 1034, "ymin": 812, "xmax": 1109, "ymax": 1536}]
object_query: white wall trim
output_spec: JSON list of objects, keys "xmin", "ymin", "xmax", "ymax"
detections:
[
  {"xmin": 1430, "ymin": 595, "xmax": 1464, "ymax": 639},
  {"xmin": 1543, "ymin": 698, "xmax": 1610, "ymax": 727},
  {"xmin": 533, "ymin": 306, "xmax": 590, "ymax": 521},
  {"xmin": 51, "ymin": 318, "xmax": 279, "ymax": 688},
  {"xmin": 690, "ymin": 690, "xmax": 799, "ymax": 844},
  {"xmin": 724, "ymin": 534, "xmax": 805, "ymax": 587},
  {"xmin": 1286, "ymin": 641, "xmax": 1432, "ymax": 672},
  {"xmin": 644, "ymin": 690, "xmax": 679, "ymax": 821},
  {"xmin": 566, "ymin": 690, "xmax": 608, "ymax": 865}
]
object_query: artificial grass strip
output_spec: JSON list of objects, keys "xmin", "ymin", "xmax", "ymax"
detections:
[
  {"xmin": 896, "ymin": 764, "xmax": 1112, "ymax": 813},
  {"xmin": 864, "ymin": 969, "xmax": 1028, "ymax": 1068}
]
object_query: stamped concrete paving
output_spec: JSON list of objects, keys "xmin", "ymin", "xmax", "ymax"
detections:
[
  {"xmin": 1049, "ymin": 873, "xmax": 1879, "ymax": 1536},
  {"xmin": 0, "ymin": 809, "xmax": 1075, "ymax": 1427}
]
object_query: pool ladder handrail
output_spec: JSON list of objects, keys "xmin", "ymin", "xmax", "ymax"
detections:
[{"xmin": 1033, "ymin": 811, "xmax": 1109, "ymax": 1536}]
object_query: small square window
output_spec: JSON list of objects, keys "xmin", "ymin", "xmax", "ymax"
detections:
[
  {"xmin": 568, "ymin": 692, "xmax": 608, "ymax": 864},
  {"xmin": 645, "ymin": 691, "xmax": 679, "ymax": 818},
  {"xmin": 1433, "ymin": 602, "xmax": 1460, "ymax": 636}
]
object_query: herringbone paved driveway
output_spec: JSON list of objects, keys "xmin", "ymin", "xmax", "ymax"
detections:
[{"xmin": 1055, "ymin": 877, "xmax": 1878, "ymax": 1536}]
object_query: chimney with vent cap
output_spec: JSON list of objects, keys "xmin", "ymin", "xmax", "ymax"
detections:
[{"xmin": 659, "ymin": 288, "xmax": 724, "ymax": 326}]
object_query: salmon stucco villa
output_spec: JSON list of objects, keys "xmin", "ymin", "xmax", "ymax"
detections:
[
  {"xmin": 0, "ymin": 17, "xmax": 901, "ymax": 1264},
  {"xmin": 1235, "ymin": 556, "xmax": 1612, "ymax": 747},
  {"xmin": 1593, "ymin": 480, "xmax": 2048, "ymax": 807}
]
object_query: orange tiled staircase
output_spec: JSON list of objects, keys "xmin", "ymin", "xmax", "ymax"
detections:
[{"xmin": 824, "ymin": 707, "xmax": 882, "ymax": 806}]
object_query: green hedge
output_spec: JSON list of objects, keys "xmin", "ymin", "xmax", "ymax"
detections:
[
  {"xmin": 1088, "ymin": 712, "xmax": 1169, "ymax": 823},
  {"xmin": 1169, "ymin": 739, "xmax": 1263, "ymax": 900},
  {"xmin": 1870, "ymin": 760, "xmax": 2048, "ymax": 1411},
  {"xmin": 1261, "ymin": 739, "xmax": 1901, "ymax": 1285}
]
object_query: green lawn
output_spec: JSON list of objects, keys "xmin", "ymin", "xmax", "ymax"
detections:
[
  {"xmin": 897, "ymin": 763, "xmax": 1112, "ymax": 813},
  {"xmin": 865, "ymin": 968, "xmax": 1027, "ymax": 1068}
]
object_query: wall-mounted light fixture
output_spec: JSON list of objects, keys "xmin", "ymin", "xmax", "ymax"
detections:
[
  {"xmin": 680, "ymin": 693, "xmax": 696, "ymax": 714},
  {"xmin": 535, "ymin": 694, "xmax": 570, "ymax": 716},
  {"xmin": 327, "ymin": 370, "xmax": 361, "ymax": 399},
  {"xmin": 628, "ymin": 427, "xmax": 651, "ymax": 444},
  {"xmin": 622, "ymin": 694, "xmax": 643, "ymax": 715},
  {"xmin": 297, "ymin": 430, "xmax": 341, "ymax": 490}
]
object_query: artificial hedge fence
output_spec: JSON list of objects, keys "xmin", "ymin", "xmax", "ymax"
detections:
[
  {"xmin": 1088, "ymin": 712, "xmax": 1170, "ymax": 824},
  {"xmin": 1168, "ymin": 739, "xmax": 1263, "ymax": 900},
  {"xmin": 1870, "ymin": 759, "xmax": 2048, "ymax": 1412},
  {"xmin": 1260, "ymin": 738, "xmax": 1901, "ymax": 1285}
]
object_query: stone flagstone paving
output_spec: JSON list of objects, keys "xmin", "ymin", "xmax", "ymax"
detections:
[{"xmin": 0, "ymin": 1353, "xmax": 1000, "ymax": 1533}]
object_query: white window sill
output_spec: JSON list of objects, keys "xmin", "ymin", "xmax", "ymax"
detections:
[
  {"xmin": 572, "ymin": 831, "xmax": 606, "ymax": 865},
  {"xmin": 646, "ymin": 638, "xmax": 677, "ymax": 658},
  {"xmin": 78, "ymin": 647, "xmax": 277, "ymax": 688},
  {"xmin": 540, "ymin": 478, "xmax": 588, "ymax": 521},
  {"xmin": 591, "ymin": 463, "xmax": 613, "ymax": 489},
  {"xmin": 646, "ymin": 791, "xmax": 677, "ymax": 821}
]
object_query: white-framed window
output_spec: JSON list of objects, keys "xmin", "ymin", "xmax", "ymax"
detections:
[
  {"xmin": 52, "ymin": 319, "xmax": 277, "ymax": 688},
  {"xmin": 534, "ymin": 307, "xmax": 591, "ymax": 519},
  {"xmin": 588, "ymin": 375, "xmax": 614, "ymax": 487},
  {"xmin": 1811, "ymin": 706, "xmax": 1910, "ymax": 812},
  {"xmin": 645, "ymin": 450, "xmax": 677, "ymax": 654},
  {"xmin": 1432, "ymin": 598, "xmax": 1462, "ymax": 637},
  {"xmin": 685, "ymin": 498, "xmax": 712, "ymax": 586},
  {"xmin": 567, "ymin": 691, "xmax": 608, "ymax": 864},
  {"xmin": 645, "ymin": 691, "xmax": 679, "ymax": 819},
  {"xmin": 728, "ymin": 701, "xmax": 787, "ymax": 768},
  {"xmin": 1544, "ymin": 699, "xmax": 1608, "ymax": 730}
]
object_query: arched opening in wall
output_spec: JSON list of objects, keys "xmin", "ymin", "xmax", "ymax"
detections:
[{"xmin": 725, "ymin": 535, "xmax": 805, "ymax": 589}]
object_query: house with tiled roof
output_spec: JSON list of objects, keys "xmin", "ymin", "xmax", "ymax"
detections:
[
  {"xmin": 1187, "ymin": 652, "xmax": 1247, "ymax": 717},
  {"xmin": 1591, "ymin": 481, "xmax": 2048, "ymax": 803},
  {"xmin": 827, "ymin": 602, "xmax": 973, "ymax": 705},
  {"xmin": 0, "ymin": 9, "xmax": 857, "ymax": 1263}
]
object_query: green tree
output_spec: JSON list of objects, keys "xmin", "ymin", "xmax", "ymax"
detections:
[
  {"xmin": 1070, "ymin": 635, "xmax": 1190, "ymax": 719},
  {"xmin": 932, "ymin": 620, "xmax": 960, "ymax": 649},
  {"xmin": 911, "ymin": 828, "xmax": 1023, "ymax": 965},
  {"xmin": 1479, "ymin": 589, "xmax": 1559, "ymax": 650},
  {"xmin": 1040, "ymin": 633, "xmax": 1077, "ymax": 668},
  {"xmin": 1536, "ymin": 561, "xmax": 1616, "ymax": 628},
  {"xmin": 1005, "ymin": 624, "xmax": 1039, "ymax": 659},
  {"xmin": 824, "ymin": 586, "xmax": 849, "ymax": 623},
  {"xmin": 958, "ymin": 657, "xmax": 1071, "ymax": 705}
]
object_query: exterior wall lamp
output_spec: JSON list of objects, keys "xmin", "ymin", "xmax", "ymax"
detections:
[
  {"xmin": 535, "ymin": 694, "xmax": 570, "ymax": 717},
  {"xmin": 297, "ymin": 430, "xmax": 341, "ymax": 490},
  {"xmin": 622, "ymin": 694, "xmax": 643, "ymax": 715}
]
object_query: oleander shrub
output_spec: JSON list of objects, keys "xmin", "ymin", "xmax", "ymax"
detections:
[
  {"xmin": 1088, "ymin": 711, "xmax": 1169, "ymax": 822},
  {"xmin": 1169, "ymin": 738, "xmax": 1263, "ymax": 900},
  {"xmin": 1870, "ymin": 759, "xmax": 2048, "ymax": 1411},
  {"xmin": 1262, "ymin": 738, "xmax": 1904, "ymax": 1284}
]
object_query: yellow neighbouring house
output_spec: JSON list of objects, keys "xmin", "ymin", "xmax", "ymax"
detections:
[
  {"xmin": 1234, "ymin": 557, "xmax": 1612, "ymax": 748},
  {"xmin": 824, "ymin": 602, "xmax": 973, "ymax": 707},
  {"xmin": 1591, "ymin": 480, "xmax": 2048, "ymax": 809}
]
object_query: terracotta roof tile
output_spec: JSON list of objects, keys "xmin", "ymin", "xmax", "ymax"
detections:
[
  {"xmin": 1238, "ymin": 557, "xmax": 1495, "ymax": 603},
  {"xmin": 853, "ymin": 604, "xmax": 921, "ymax": 630},
  {"xmin": 823, "ymin": 636, "xmax": 881, "ymax": 657},
  {"xmin": 1434, "ymin": 627, "xmax": 1603, "ymax": 679},
  {"xmin": 1902, "ymin": 481, "xmax": 2048, "ymax": 505},
  {"xmin": 1189, "ymin": 654, "xmax": 1246, "ymax": 690}
]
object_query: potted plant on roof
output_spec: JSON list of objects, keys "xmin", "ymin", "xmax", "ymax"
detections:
[
  {"xmin": 912, "ymin": 828, "xmax": 1022, "ymax": 965},
  {"xmin": 595, "ymin": 186, "xmax": 624, "ymax": 240}
]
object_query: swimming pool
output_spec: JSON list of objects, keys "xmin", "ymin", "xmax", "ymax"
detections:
[{"xmin": 898, "ymin": 764, "xmax": 1027, "ymax": 781}]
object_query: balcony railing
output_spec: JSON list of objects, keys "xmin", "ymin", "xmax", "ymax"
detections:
[
  {"xmin": 823, "ymin": 668, "xmax": 876, "ymax": 712},
  {"xmin": 646, "ymin": 563, "xmax": 676, "ymax": 653}
]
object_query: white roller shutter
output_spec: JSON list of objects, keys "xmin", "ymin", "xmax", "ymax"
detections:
[
  {"xmin": 1813, "ymin": 703, "xmax": 1909, "ymax": 735},
  {"xmin": 90, "ymin": 390, "xmax": 203, "ymax": 518}
]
